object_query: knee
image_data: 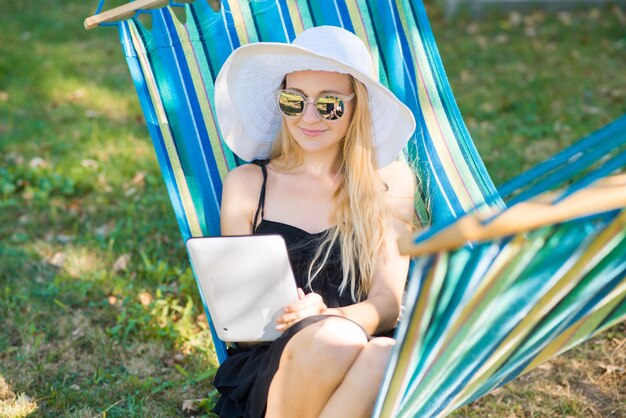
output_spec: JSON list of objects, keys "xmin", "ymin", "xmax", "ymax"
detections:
[
  {"xmin": 364, "ymin": 337, "xmax": 395, "ymax": 369},
  {"xmin": 314, "ymin": 317, "xmax": 369, "ymax": 348},
  {"xmin": 283, "ymin": 317, "xmax": 368, "ymax": 370},
  {"xmin": 348, "ymin": 337, "xmax": 395, "ymax": 385}
]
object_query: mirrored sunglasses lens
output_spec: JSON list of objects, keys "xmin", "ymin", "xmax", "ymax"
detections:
[
  {"xmin": 278, "ymin": 91, "xmax": 305, "ymax": 117},
  {"xmin": 315, "ymin": 96, "xmax": 345, "ymax": 120}
]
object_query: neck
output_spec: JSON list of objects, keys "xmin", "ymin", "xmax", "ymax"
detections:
[{"xmin": 298, "ymin": 147, "xmax": 342, "ymax": 178}]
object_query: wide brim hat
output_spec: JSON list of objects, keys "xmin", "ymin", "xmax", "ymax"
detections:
[{"xmin": 214, "ymin": 25, "xmax": 416, "ymax": 168}]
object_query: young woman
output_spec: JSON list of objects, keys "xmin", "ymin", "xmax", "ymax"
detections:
[{"xmin": 213, "ymin": 26, "xmax": 417, "ymax": 418}]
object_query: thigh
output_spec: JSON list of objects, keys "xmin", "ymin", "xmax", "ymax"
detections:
[
  {"xmin": 265, "ymin": 316, "xmax": 370, "ymax": 417},
  {"xmin": 317, "ymin": 337, "xmax": 396, "ymax": 418},
  {"xmin": 282, "ymin": 315, "xmax": 370, "ymax": 355}
]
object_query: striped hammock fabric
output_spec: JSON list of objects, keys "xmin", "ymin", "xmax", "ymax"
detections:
[
  {"xmin": 378, "ymin": 183, "xmax": 626, "ymax": 416},
  {"xmin": 91, "ymin": 0, "xmax": 626, "ymax": 415}
]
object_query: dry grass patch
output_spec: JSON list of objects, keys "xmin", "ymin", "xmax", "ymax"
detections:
[
  {"xmin": 454, "ymin": 323, "xmax": 626, "ymax": 417},
  {"xmin": 0, "ymin": 376, "xmax": 38, "ymax": 418}
]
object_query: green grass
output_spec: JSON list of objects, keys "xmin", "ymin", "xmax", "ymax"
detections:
[{"xmin": 1, "ymin": 0, "xmax": 625, "ymax": 416}]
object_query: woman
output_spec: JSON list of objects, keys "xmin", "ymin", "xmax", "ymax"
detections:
[{"xmin": 213, "ymin": 26, "xmax": 417, "ymax": 418}]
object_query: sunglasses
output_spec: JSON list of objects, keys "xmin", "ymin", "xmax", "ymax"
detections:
[{"xmin": 276, "ymin": 89, "xmax": 355, "ymax": 121}]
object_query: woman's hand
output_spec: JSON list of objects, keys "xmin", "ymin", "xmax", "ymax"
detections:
[{"xmin": 276, "ymin": 288, "xmax": 327, "ymax": 331}]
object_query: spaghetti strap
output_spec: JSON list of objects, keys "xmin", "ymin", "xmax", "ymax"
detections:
[{"xmin": 252, "ymin": 159, "xmax": 269, "ymax": 233}]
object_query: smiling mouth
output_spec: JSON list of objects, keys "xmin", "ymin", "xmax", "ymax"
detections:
[{"xmin": 300, "ymin": 127, "xmax": 328, "ymax": 136}]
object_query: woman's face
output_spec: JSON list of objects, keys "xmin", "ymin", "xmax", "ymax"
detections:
[{"xmin": 282, "ymin": 70, "xmax": 354, "ymax": 157}]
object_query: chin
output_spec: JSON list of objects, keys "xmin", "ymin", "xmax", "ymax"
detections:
[{"xmin": 295, "ymin": 136, "xmax": 337, "ymax": 152}]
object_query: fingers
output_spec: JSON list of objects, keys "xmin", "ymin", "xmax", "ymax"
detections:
[
  {"xmin": 275, "ymin": 311, "xmax": 311, "ymax": 331},
  {"xmin": 278, "ymin": 307, "xmax": 316, "ymax": 325},
  {"xmin": 276, "ymin": 291, "xmax": 327, "ymax": 331},
  {"xmin": 284, "ymin": 291, "xmax": 323, "ymax": 313}
]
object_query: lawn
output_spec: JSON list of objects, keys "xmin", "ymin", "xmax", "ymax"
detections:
[{"xmin": 0, "ymin": 0, "xmax": 624, "ymax": 416}]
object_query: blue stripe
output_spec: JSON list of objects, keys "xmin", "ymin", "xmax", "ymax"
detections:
[
  {"xmin": 249, "ymin": 0, "xmax": 292, "ymax": 42},
  {"xmin": 307, "ymin": 0, "xmax": 341, "ymax": 26},
  {"xmin": 390, "ymin": 0, "xmax": 420, "ymax": 114},
  {"xmin": 220, "ymin": 0, "xmax": 242, "ymax": 51},
  {"xmin": 334, "ymin": 0, "xmax": 355, "ymax": 32},
  {"xmin": 277, "ymin": 0, "xmax": 298, "ymax": 40}
]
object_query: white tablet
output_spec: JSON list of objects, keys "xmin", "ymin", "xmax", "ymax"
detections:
[{"xmin": 186, "ymin": 234, "xmax": 299, "ymax": 343}]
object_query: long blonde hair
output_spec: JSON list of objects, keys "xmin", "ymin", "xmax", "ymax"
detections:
[{"xmin": 269, "ymin": 77, "xmax": 390, "ymax": 302}]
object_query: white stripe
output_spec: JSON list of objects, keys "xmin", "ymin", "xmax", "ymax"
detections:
[
  {"xmin": 275, "ymin": 1, "xmax": 291, "ymax": 41},
  {"xmin": 333, "ymin": 0, "xmax": 345, "ymax": 28},
  {"xmin": 220, "ymin": 7, "xmax": 236, "ymax": 51}
]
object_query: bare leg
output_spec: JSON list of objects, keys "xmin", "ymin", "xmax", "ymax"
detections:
[
  {"xmin": 265, "ymin": 317, "xmax": 368, "ymax": 418},
  {"xmin": 319, "ymin": 337, "xmax": 395, "ymax": 418}
]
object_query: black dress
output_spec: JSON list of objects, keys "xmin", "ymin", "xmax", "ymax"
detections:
[{"xmin": 212, "ymin": 161, "xmax": 365, "ymax": 418}]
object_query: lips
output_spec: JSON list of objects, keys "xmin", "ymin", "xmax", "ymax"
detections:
[{"xmin": 300, "ymin": 127, "xmax": 328, "ymax": 137}]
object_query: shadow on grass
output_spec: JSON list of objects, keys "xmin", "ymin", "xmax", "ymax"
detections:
[{"xmin": 0, "ymin": 236, "xmax": 218, "ymax": 416}]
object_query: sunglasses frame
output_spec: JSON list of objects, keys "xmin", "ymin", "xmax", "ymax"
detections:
[{"xmin": 276, "ymin": 89, "xmax": 356, "ymax": 121}]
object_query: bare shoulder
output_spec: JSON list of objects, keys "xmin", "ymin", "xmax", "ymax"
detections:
[
  {"xmin": 378, "ymin": 160, "xmax": 416, "ymax": 199},
  {"xmin": 223, "ymin": 162, "xmax": 264, "ymax": 194},
  {"xmin": 221, "ymin": 163, "xmax": 264, "ymax": 235}
]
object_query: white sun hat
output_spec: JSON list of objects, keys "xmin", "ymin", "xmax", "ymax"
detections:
[{"xmin": 214, "ymin": 25, "xmax": 416, "ymax": 168}]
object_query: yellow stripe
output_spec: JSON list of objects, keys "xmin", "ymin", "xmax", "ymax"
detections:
[
  {"xmin": 343, "ymin": 0, "xmax": 367, "ymax": 49},
  {"xmin": 352, "ymin": 0, "xmax": 382, "ymax": 80},
  {"xmin": 229, "ymin": 0, "xmax": 257, "ymax": 45},
  {"xmin": 129, "ymin": 21, "xmax": 203, "ymax": 237},
  {"xmin": 285, "ymin": 0, "xmax": 304, "ymax": 35}
]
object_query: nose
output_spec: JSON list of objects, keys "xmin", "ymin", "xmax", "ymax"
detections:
[{"xmin": 301, "ymin": 100, "xmax": 321, "ymax": 123}]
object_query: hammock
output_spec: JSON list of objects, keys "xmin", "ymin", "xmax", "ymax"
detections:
[{"xmin": 85, "ymin": 1, "xmax": 626, "ymax": 416}]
